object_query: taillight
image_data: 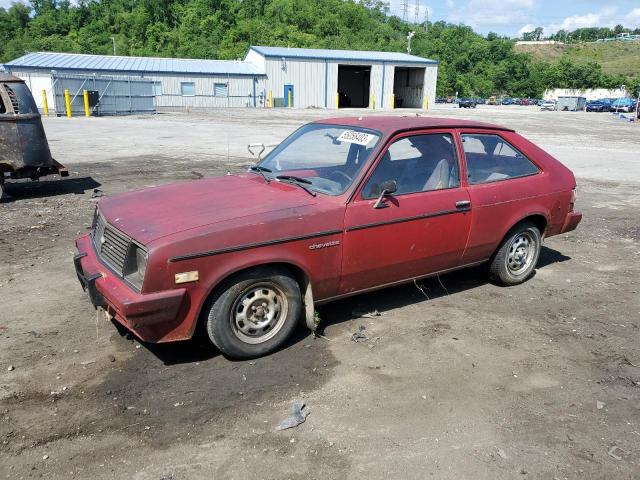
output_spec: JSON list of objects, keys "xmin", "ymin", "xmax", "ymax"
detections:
[{"xmin": 569, "ymin": 189, "xmax": 576, "ymax": 212}]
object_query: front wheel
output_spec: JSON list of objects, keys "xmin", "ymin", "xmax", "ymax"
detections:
[
  {"xmin": 205, "ymin": 267, "xmax": 302, "ymax": 359},
  {"xmin": 489, "ymin": 222, "xmax": 541, "ymax": 286}
]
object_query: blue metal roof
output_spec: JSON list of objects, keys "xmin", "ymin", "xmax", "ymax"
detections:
[
  {"xmin": 4, "ymin": 52, "xmax": 265, "ymax": 76},
  {"xmin": 248, "ymin": 46, "xmax": 438, "ymax": 65}
]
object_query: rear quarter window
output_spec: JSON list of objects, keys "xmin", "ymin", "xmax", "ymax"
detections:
[{"xmin": 461, "ymin": 133, "xmax": 539, "ymax": 185}]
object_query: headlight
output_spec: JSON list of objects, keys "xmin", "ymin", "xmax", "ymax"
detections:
[{"xmin": 124, "ymin": 243, "xmax": 148, "ymax": 291}]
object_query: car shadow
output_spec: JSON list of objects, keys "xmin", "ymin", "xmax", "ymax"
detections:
[
  {"xmin": 317, "ymin": 245, "xmax": 570, "ymax": 334},
  {"xmin": 117, "ymin": 245, "xmax": 571, "ymax": 365},
  {"xmin": 1, "ymin": 176, "xmax": 101, "ymax": 202}
]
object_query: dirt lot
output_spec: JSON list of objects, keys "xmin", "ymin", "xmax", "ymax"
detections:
[{"xmin": 1, "ymin": 106, "xmax": 639, "ymax": 479}]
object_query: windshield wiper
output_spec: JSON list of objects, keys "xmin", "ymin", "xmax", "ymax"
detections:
[
  {"xmin": 249, "ymin": 165, "xmax": 272, "ymax": 183},
  {"xmin": 276, "ymin": 175, "xmax": 316, "ymax": 197}
]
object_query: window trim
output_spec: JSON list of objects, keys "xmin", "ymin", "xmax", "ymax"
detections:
[
  {"xmin": 213, "ymin": 82, "xmax": 228, "ymax": 98},
  {"xmin": 459, "ymin": 132, "xmax": 541, "ymax": 186},
  {"xmin": 180, "ymin": 82, "xmax": 196, "ymax": 97},
  {"xmin": 360, "ymin": 131, "xmax": 462, "ymax": 200},
  {"xmin": 152, "ymin": 81, "xmax": 163, "ymax": 96}
]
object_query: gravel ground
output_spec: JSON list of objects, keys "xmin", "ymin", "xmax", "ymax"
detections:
[{"xmin": 0, "ymin": 105, "xmax": 639, "ymax": 479}]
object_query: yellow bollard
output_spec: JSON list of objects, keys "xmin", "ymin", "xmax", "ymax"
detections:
[
  {"xmin": 371, "ymin": 94, "xmax": 375, "ymax": 110},
  {"xmin": 335, "ymin": 92, "xmax": 339, "ymax": 109},
  {"xmin": 83, "ymin": 90, "xmax": 91, "ymax": 117},
  {"xmin": 64, "ymin": 89, "xmax": 72, "ymax": 118},
  {"xmin": 288, "ymin": 90, "xmax": 292, "ymax": 109},
  {"xmin": 268, "ymin": 90, "xmax": 273, "ymax": 108},
  {"xmin": 423, "ymin": 96, "xmax": 429, "ymax": 110},
  {"xmin": 42, "ymin": 89, "xmax": 49, "ymax": 116},
  {"xmin": 391, "ymin": 94, "xmax": 395, "ymax": 110}
]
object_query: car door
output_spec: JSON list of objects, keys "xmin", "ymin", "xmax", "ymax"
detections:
[
  {"xmin": 458, "ymin": 130, "xmax": 544, "ymax": 263},
  {"xmin": 339, "ymin": 131, "xmax": 472, "ymax": 294}
]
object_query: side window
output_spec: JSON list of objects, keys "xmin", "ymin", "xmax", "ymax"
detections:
[
  {"xmin": 152, "ymin": 81, "xmax": 162, "ymax": 96},
  {"xmin": 462, "ymin": 134, "xmax": 539, "ymax": 184},
  {"xmin": 180, "ymin": 82, "xmax": 195, "ymax": 97},
  {"xmin": 363, "ymin": 133, "xmax": 459, "ymax": 199},
  {"xmin": 214, "ymin": 83, "xmax": 228, "ymax": 97}
]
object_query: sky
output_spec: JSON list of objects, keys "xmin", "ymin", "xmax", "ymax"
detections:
[
  {"xmin": 1, "ymin": 0, "xmax": 640, "ymax": 38},
  {"xmin": 387, "ymin": 0, "xmax": 640, "ymax": 37}
]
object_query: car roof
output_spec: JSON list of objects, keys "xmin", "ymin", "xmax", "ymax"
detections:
[{"xmin": 313, "ymin": 115, "xmax": 514, "ymax": 135}]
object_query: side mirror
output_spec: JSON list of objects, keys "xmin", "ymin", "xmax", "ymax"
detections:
[{"xmin": 373, "ymin": 180, "xmax": 397, "ymax": 209}]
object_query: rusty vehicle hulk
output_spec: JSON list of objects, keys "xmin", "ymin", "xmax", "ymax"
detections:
[
  {"xmin": 74, "ymin": 116, "xmax": 582, "ymax": 359},
  {"xmin": 0, "ymin": 74, "xmax": 67, "ymax": 200}
]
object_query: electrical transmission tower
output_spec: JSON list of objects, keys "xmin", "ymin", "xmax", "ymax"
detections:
[
  {"xmin": 401, "ymin": 0, "xmax": 408, "ymax": 22},
  {"xmin": 414, "ymin": 0, "xmax": 420, "ymax": 25}
]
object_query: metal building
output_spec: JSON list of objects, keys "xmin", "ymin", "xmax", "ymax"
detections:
[
  {"xmin": 245, "ymin": 46, "xmax": 438, "ymax": 110},
  {"xmin": 3, "ymin": 46, "xmax": 438, "ymax": 111},
  {"xmin": 3, "ymin": 52, "xmax": 265, "ymax": 112}
]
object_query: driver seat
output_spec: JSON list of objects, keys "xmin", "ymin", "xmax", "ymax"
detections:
[{"xmin": 423, "ymin": 159, "xmax": 451, "ymax": 191}]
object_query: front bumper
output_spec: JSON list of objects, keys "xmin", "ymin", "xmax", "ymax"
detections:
[
  {"xmin": 561, "ymin": 211, "xmax": 582, "ymax": 234},
  {"xmin": 74, "ymin": 234, "xmax": 187, "ymax": 342}
]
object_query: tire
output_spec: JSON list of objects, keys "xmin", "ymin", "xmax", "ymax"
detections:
[
  {"xmin": 489, "ymin": 222, "xmax": 541, "ymax": 286},
  {"xmin": 205, "ymin": 266, "xmax": 302, "ymax": 359}
]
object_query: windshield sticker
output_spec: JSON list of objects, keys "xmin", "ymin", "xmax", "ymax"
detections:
[{"xmin": 337, "ymin": 130, "xmax": 376, "ymax": 146}]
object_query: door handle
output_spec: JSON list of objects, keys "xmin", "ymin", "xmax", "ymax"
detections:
[{"xmin": 455, "ymin": 200, "xmax": 471, "ymax": 209}]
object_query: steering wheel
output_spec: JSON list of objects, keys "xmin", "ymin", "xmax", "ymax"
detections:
[{"xmin": 328, "ymin": 170, "xmax": 353, "ymax": 186}]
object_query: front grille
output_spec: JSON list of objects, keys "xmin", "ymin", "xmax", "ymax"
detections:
[{"xmin": 92, "ymin": 211, "xmax": 132, "ymax": 275}]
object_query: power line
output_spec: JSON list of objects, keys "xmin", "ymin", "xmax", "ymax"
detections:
[{"xmin": 401, "ymin": 0, "xmax": 408, "ymax": 23}]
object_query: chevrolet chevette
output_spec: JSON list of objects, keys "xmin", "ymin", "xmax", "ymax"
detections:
[{"xmin": 74, "ymin": 116, "xmax": 582, "ymax": 359}]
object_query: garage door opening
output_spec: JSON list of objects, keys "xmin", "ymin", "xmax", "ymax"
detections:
[
  {"xmin": 337, "ymin": 65, "xmax": 371, "ymax": 108},
  {"xmin": 393, "ymin": 67, "xmax": 425, "ymax": 108}
]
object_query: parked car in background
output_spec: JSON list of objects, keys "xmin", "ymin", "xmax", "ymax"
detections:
[
  {"xmin": 586, "ymin": 99, "xmax": 612, "ymax": 112},
  {"xmin": 518, "ymin": 98, "xmax": 531, "ymax": 106},
  {"xmin": 74, "ymin": 116, "xmax": 582, "ymax": 359},
  {"xmin": 502, "ymin": 98, "xmax": 515, "ymax": 105},
  {"xmin": 436, "ymin": 97, "xmax": 447, "ymax": 104},
  {"xmin": 540, "ymin": 99, "xmax": 557, "ymax": 111},
  {"xmin": 611, "ymin": 97, "xmax": 636, "ymax": 113},
  {"xmin": 459, "ymin": 98, "xmax": 477, "ymax": 108},
  {"xmin": 488, "ymin": 96, "xmax": 498, "ymax": 105}
]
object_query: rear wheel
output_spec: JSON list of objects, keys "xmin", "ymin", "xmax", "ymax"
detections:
[
  {"xmin": 489, "ymin": 222, "xmax": 541, "ymax": 286},
  {"xmin": 205, "ymin": 267, "xmax": 302, "ymax": 359}
]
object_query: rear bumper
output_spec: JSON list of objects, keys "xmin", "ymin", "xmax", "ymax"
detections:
[
  {"xmin": 74, "ymin": 234, "xmax": 186, "ymax": 342},
  {"xmin": 561, "ymin": 211, "xmax": 582, "ymax": 234}
]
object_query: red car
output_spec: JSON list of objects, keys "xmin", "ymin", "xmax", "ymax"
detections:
[{"xmin": 74, "ymin": 117, "xmax": 582, "ymax": 359}]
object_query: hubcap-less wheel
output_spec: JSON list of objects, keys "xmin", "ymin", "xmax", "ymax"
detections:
[
  {"xmin": 230, "ymin": 283, "xmax": 288, "ymax": 344},
  {"xmin": 506, "ymin": 231, "xmax": 536, "ymax": 276}
]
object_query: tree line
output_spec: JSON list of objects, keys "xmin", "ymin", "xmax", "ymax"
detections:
[{"xmin": 1, "ymin": 0, "xmax": 637, "ymax": 98}]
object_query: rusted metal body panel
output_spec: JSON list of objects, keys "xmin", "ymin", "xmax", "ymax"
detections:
[
  {"xmin": 74, "ymin": 116, "xmax": 582, "ymax": 343},
  {"xmin": 0, "ymin": 74, "xmax": 66, "ymax": 183}
]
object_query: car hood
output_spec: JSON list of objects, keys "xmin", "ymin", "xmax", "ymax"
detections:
[{"xmin": 97, "ymin": 174, "xmax": 317, "ymax": 244}]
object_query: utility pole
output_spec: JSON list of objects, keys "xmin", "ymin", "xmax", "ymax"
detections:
[
  {"xmin": 414, "ymin": 0, "xmax": 419, "ymax": 25},
  {"xmin": 110, "ymin": 36, "xmax": 116, "ymax": 56},
  {"xmin": 401, "ymin": 0, "xmax": 408, "ymax": 22},
  {"xmin": 407, "ymin": 31, "xmax": 415, "ymax": 54}
]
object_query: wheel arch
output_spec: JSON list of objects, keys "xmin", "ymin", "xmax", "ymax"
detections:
[{"xmin": 194, "ymin": 260, "xmax": 316, "ymax": 336}]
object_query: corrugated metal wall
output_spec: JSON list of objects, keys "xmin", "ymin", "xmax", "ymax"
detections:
[
  {"xmin": 51, "ymin": 73, "xmax": 155, "ymax": 115},
  {"xmin": 262, "ymin": 57, "xmax": 437, "ymax": 110},
  {"xmin": 144, "ymin": 73, "xmax": 265, "ymax": 108}
]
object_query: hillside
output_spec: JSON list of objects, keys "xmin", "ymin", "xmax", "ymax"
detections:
[{"xmin": 515, "ymin": 41, "xmax": 640, "ymax": 80}]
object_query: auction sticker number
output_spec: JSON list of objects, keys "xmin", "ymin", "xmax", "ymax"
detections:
[{"xmin": 337, "ymin": 130, "xmax": 376, "ymax": 146}]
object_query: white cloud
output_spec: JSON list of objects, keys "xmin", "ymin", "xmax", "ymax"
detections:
[
  {"xmin": 446, "ymin": 0, "xmax": 455, "ymax": 8},
  {"xmin": 517, "ymin": 24, "xmax": 536, "ymax": 36},
  {"xmin": 448, "ymin": 0, "xmax": 536, "ymax": 27}
]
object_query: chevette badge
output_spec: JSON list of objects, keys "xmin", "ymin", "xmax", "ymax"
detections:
[{"xmin": 308, "ymin": 240, "xmax": 340, "ymax": 250}]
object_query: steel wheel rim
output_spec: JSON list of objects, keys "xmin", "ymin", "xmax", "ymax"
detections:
[
  {"xmin": 230, "ymin": 282, "xmax": 288, "ymax": 344},
  {"xmin": 506, "ymin": 231, "xmax": 536, "ymax": 276}
]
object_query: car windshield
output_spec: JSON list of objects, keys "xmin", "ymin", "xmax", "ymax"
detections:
[{"xmin": 257, "ymin": 123, "xmax": 381, "ymax": 195}]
